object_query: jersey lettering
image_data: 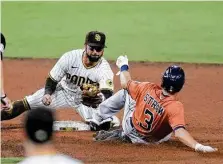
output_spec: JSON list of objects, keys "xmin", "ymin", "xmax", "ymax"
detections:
[
  {"xmin": 137, "ymin": 93, "xmax": 165, "ymax": 132},
  {"xmin": 139, "ymin": 109, "xmax": 154, "ymax": 131},
  {"xmin": 66, "ymin": 73, "xmax": 98, "ymax": 86},
  {"xmin": 144, "ymin": 93, "xmax": 164, "ymax": 115}
]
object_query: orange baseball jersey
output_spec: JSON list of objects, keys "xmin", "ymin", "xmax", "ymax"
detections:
[{"xmin": 127, "ymin": 80, "xmax": 185, "ymax": 140}]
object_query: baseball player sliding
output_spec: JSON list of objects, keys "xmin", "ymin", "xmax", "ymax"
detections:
[
  {"xmin": 93, "ymin": 55, "xmax": 218, "ymax": 153},
  {"xmin": 1, "ymin": 31, "xmax": 120, "ymax": 131}
]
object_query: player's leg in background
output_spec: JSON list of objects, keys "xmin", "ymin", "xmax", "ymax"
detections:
[
  {"xmin": 75, "ymin": 89, "xmax": 127, "ymax": 129},
  {"xmin": 1, "ymin": 87, "xmax": 70, "ymax": 121},
  {"xmin": 75, "ymin": 104, "xmax": 120, "ymax": 130},
  {"xmin": 75, "ymin": 105, "xmax": 94, "ymax": 121}
]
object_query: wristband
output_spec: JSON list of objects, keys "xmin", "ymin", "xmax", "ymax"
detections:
[{"xmin": 120, "ymin": 65, "xmax": 129, "ymax": 72}]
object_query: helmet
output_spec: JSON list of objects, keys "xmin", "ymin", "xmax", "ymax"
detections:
[{"xmin": 161, "ymin": 65, "xmax": 185, "ymax": 94}]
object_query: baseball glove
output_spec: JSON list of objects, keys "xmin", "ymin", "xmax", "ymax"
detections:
[{"xmin": 80, "ymin": 83, "xmax": 103, "ymax": 108}]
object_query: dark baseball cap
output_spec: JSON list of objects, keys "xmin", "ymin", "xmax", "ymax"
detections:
[
  {"xmin": 85, "ymin": 31, "xmax": 107, "ymax": 48},
  {"xmin": 24, "ymin": 108, "xmax": 55, "ymax": 144}
]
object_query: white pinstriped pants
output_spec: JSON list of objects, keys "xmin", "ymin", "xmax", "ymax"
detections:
[{"xmin": 26, "ymin": 85, "xmax": 105, "ymax": 122}]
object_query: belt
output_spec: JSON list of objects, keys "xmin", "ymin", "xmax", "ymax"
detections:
[
  {"xmin": 130, "ymin": 117, "xmax": 134, "ymax": 128},
  {"xmin": 129, "ymin": 117, "xmax": 157, "ymax": 143}
]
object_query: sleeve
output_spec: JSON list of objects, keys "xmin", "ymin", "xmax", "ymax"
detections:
[
  {"xmin": 49, "ymin": 52, "xmax": 69, "ymax": 82},
  {"xmin": 98, "ymin": 64, "xmax": 114, "ymax": 91},
  {"xmin": 1, "ymin": 33, "xmax": 6, "ymax": 60},
  {"xmin": 167, "ymin": 102, "xmax": 185, "ymax": 131},
  {"xmin": 126, "ymin": 80, "xmax": 143, "ymax": 100}
]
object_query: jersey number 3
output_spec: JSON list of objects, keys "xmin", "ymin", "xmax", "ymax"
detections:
[{"xmin": 139, "ymin": 109, "xmax": 154, "ymax": 131}]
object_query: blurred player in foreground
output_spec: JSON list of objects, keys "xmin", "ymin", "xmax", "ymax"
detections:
[{"xmin": 19, "ymin": 107, "xmax": 83, "ymax": 164}]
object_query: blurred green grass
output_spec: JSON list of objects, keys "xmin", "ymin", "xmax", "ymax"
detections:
[
  {"xmin": 1, "ymin": 1, "xmax": 223, "ymax": 63},
  {"xmin": 1, "ymin": 157, "xmax": 23, "ymax": 164}
]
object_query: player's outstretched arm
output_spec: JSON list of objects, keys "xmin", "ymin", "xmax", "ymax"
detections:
[
  {"xmin": 174, "ymin": 127, "xmax": 218, "ymax": 153},
  {"xmin": 42, "ymin": 77, "xmax": 58, "ymax": 106},
  {"xmin": 116, "ymin": 55, "xmax": 131, "ymax": 89},
  {"xmin": 42, "ymin": 53, "xmax": 68, "ymax": 106}
]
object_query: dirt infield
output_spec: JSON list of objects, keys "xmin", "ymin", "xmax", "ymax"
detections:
[{"xmin": 1, "ymin": 59, "xmax": 223, "ymax": 163}]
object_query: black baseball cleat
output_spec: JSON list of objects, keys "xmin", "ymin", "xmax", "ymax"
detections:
[{"xmin": 88, "ymin": 120, "xmax": 111, "ymax": 131}]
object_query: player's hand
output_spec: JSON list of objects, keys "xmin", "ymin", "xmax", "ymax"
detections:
[
  {"xmin": 195, "ymin": 143, "xmax": 218, "ymax": 153},
  {"xmin": 116, "ymin": 55, "xmax": 128, "ymax": 69},
  {"xmin": 42, "ymin": 94, "xmax": 52, "ymax": 106},
  {"xmin": 1, "ymin": 96, "xmax": 12, "ymax": 111}
]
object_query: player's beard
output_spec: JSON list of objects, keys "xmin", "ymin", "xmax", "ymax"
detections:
[{"xmin": 87, "ymin": 53, "xmax": 102, "ymax": 62}]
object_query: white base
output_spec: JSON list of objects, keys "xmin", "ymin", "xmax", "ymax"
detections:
[{"xmin": 53, "ymin": 121, "xmax": 90, "ymax": 131}]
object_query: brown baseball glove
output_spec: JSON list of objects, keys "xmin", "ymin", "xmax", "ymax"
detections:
[{"xmin": 80, "ymin": 83, "xmax": 103, "ymax": 108}]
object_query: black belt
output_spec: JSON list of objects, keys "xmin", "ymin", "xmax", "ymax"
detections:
[
  {"xmin": 130, "ymin": 117, "xmax": 134, "ymax": 128},
  {"xmin": 130, "ymin": 117, "xmax": 157, "ymax": 142}
]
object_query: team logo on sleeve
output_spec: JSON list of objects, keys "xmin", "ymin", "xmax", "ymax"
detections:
[{"xmin": 106, "ymin": 79, "xmax": 113, "ymax": 87}]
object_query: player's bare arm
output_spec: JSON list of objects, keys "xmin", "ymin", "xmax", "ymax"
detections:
[
  {"xmin": 174, "ymin": 127, "xmax": 218, "ymax": 153},
  {"xmin": 174, "ymin": 127, "xmax": 197, "ymax": 149}
]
